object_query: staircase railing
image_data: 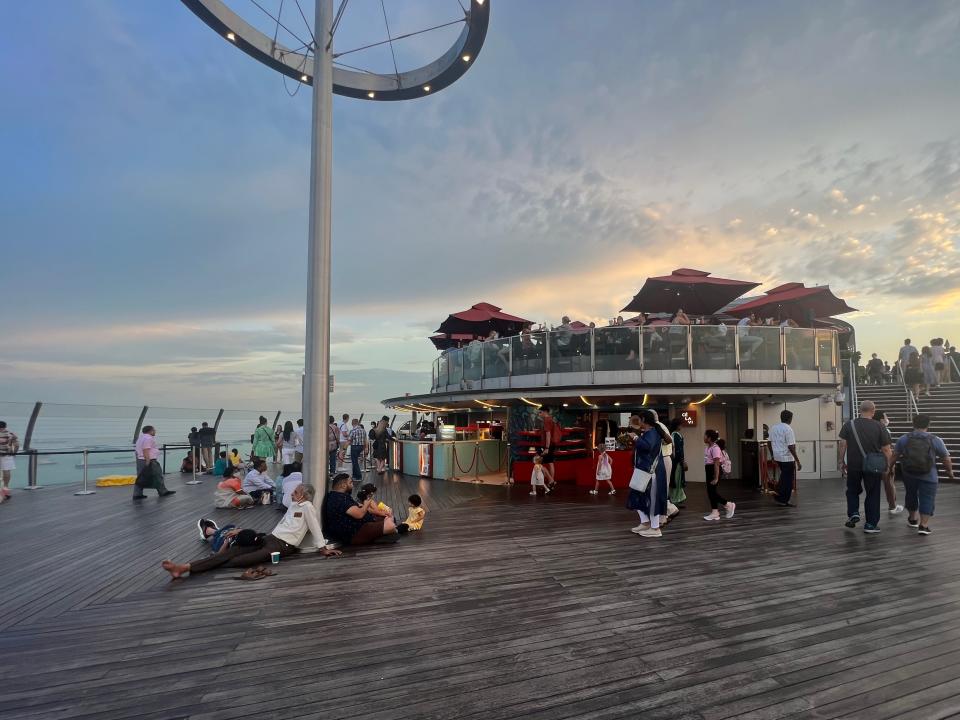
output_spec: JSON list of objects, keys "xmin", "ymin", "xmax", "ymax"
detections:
[
  {"xmin": 951, "ymin": 355, "xmax": 960, "ymax": 383},
  {"xmin": 900, "ymin": 365, "xmax": 919, "ymax": 421}
]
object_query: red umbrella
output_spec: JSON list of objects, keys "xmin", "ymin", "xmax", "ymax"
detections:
[
  {"xmin": 726, "ymin": 283, "xmax": 857, "ymax": 322},
  {"xmin": 435, "ymin": 302, "xmax": 532, "ymax": 338},
  {"xmin": 429, "ymin": 333, "xmax": 475, "ymax": 350},
  {"xmin": 621, "ymin": 268, "xmax": 759, "ymax": 315}
]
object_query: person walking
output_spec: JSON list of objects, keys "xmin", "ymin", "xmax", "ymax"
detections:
[
  {"xmin": 133, "ymin": 425, "xmax": 175, "ymax": 499},
  {"xmin": 326, "ymin": 416, "xmax": 339, "ymax": 477},
  {"xmin": 252, "ymin": 416, "xmax": 275, "ymax": 461},
  {"xmin": 294, "ymin": 418, "xmax": 305, "ymax": 463},
  {"xmin": 838, "ymin": 400, "xmax": 892, "ymax": 533},
  {"xmin": 769, "ymin": 410, "xmax": 801, "ymax": 507},
  {"xmin": 188, "ymin": 426, "xmax": 202, "ymax": 471},
  {"xmin": 898, "ymin": 338, "xmax": 919, "ymax": 380},
  {"xmin": 538, "ymin": 405, "xmax": 559, "ymax": 489},
  {"xmin": 0, "ymin": 421, "xmax": 20, "ymax": 503},
  {"xmin": 703, "ymin": 429, "xmax": 735, "ymax": 521},
  {"xmin": 337, "ymin": 414, "xmax": 351, "ymax": 468},
  {"xmin": 667, "ymin": 418, "xmax": 687, "ymax": 507},
  {"xmin": 372, "ymin": 419, "xmax": 390, "ymax": 475},
  {"xmin": 921, "ymin": 346, "xmax": 938, "ymax": 395},
  {"xmin": 866, "ymin": 354, "xmax": 884, "ymax": 385},
  {"xmin": 348, "ymin": 419, "xmax": 367, "ymax": 481},
  {"xmin": 874, "ymin": 410, "xmax": 904, "ymax": 516},
  {"xmin": 894, "ymin": 414, "xmax": 955, "ymax": 535},
  {"xmin": 626, "ymin": 410, "xmax": 669, "ymax": 538}
]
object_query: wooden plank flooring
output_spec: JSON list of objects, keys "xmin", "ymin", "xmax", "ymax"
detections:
[{"xmin": 2, "ymin": 469, "xmax": 960, "ymax": 719}]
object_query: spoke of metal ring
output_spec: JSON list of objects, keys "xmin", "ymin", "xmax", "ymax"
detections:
[
  {"xmin": 333, "ymin": 60, "xmax": 374, "ymax": 75},
  {"xmin": 333, "ymin": 17, "xmax": 466, "ymax": 59},
  {"xmin": 379, "ymin": 0, "xmax": 400, "ymax": 85},
  {"xmin": 272, "ymin": 0, "xmax": 284, "ymax": 47},
  {"xmin": 293, "ymin": 0, "xmax": 317, "ymax": 47},
  {"xmin": 249, "ymin": 0, "xmax": 312, "ymax": 51},
  {"xmin": 330, "ymin": 0, "xmax": 349, "ymax": 40}
]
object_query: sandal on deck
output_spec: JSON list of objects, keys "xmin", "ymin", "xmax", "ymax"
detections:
[{"xmin": 238, "ymin": 566, "xmax": 274, "ymax": 581}]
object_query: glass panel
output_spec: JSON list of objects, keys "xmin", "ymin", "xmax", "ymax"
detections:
[
  {"xmin": 785, "ymin": 328, "xmax": 817, "ymax": 370},
  {"xmin": 691, "ymin": 325, "xmax": 735, "ymax": 369},
  {"xmin": 447, "ymin": 348, "xmax": 464, "ymax": 387},
  {"xmin": 511, "ymin": 332, "xmax": 546, "ymax": 375},
  {"xmin": 482, "ymin": 339, "xmax": 511, "ymax": 379},
  {"xmin": 817, "ymin": 330, "xmax": 835, "ymax": 369},
  {"xmin": 437, "ymin": 353, "xmax": 449, "ymax": 388},
  {"xmin": 548, "ymin": 329, "xmax": 591, "ymax": 373},
  {"xmin": 463, "ymin": 341, "xmax": 483, "ymax": 384},
  {"xmin": 643, "ymin": 325, "xmax": 688, "ymax": 370},
  {"xmin": 594, "ymin": 327, "xmax": 640, "ymax": 371},
  {"xmin": 739, "ymin": 326, "xmax": 783, "ymax": 370}
]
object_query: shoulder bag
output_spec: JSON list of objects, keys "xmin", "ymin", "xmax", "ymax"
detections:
[
  {"xmin": 629, "ymin": 451, "xmax": 659, "ymax": 493},
  {"xmin": 849, "ymin": 420, "xmax": 888, "ymax": 475}
]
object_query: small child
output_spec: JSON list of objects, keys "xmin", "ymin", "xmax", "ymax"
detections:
[
  {"xmin": 356, "ymin": 483, "xmax": 394, "ymax": 521},
  {"xmin": 530, "ymin": 455, "xmax": 551, "ymax": 496},
  {"xmin": 591, "ymin": 447, "xmax": 616, "ymax": 496},
  {"xmin": 213, "ymin": 451, "xmax": 228, "ymax": 477},
  {"xmin": 397, "ymin": 494, "xmax": 426, "ymax": 534}
]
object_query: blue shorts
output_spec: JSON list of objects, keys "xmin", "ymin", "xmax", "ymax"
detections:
[{"xmin": 903, "ymin": 475, "xmax": 937, "ymax": 516}]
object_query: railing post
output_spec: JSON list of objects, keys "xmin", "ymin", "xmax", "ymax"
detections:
[
  {"xmin": 638, "ymin": 327, "xmax": 644, "ymax": 382},
  {"xmin": 75, "ymin": 449, "xmax": 96, "ymax": 496},
  {"xmin": 545, "ymin": 330, "xmax": 551, "ymax": 384},
  {"xmin": 508, "ymin": 339, "xmax": 513, "ymax": 388},
  {"xmin": 26, "ymin": 451, "xmax": 40, "ymax": 489},
  {"xmin": 734, "ymin": 330, "xmax": 741, "ymax": 383},
  {"xmin": 186, "ymin": 449, "xmax": 202, "ymax": 486},
  {"xmin": 781, "ymin": 328, "xmax": 787, "ymax": 382},
  {"xmin": 480, "ymin": 340, "xmax": 485, "ymax": 390},
  {"xmin": 162, "ymin": 444, "xmax": 167, "ymax": 475},
  {"xmin": 686, "ymin": 326, "xmax": 693, "ymax": 382},
  {"xmin": 589, "ymin": 328, "xmax": 596, "ymax": 384},
  {"xmin": 23, "ymin": 401, "xmax": 42, "ymax": 452}
]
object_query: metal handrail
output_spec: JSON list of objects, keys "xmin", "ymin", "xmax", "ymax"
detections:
[{"xmin": 899, "ymin": 363, "xmax": 919, "ymax": 420}]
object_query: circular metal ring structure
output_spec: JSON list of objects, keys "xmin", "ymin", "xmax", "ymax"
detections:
[{"xmin": 181, "ymin": 0, "xmax": 490, "ymax": 100}]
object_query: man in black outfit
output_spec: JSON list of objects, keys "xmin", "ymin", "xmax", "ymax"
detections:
[
  {"xmin": 198, "ymin": 421, "xmax": 216, "ymax": 472},
  {"xmin": 838, "ymin": 400, "xmax": 892, "ymax": 533}
]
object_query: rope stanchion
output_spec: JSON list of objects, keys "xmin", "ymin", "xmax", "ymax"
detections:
[{"xmin": 451, "ymin": 443, "xmax": 478, "ymax": 479}]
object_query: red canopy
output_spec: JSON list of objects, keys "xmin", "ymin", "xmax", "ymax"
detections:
[
  {"xmin": 621, "ymin": 268, "xmax": 759, "ymax": 315},
  {"xmin": 429, "ymin": 333, "xmax": 475, "ymax": 350},
  {"xmin": 434, "ymin": 302, "xmax": 532, "ymax": 339},
  {"xmin": 725, "ymin": 283, "xmax": 857, "ymax": 322}
]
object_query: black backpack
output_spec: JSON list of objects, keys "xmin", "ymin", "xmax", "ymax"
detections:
[{"xmin": 902, "ymin": 434, "xmax": 934, "ymax": 475}]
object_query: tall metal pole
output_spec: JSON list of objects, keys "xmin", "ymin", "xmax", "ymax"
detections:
[{"xmin": 304, "ymin": 0, "xmax": 334, "ymax": 506}]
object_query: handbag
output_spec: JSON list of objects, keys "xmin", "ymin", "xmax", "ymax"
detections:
[
  {"xmin": 849, "ymin": 419, "xmax": 887, "ymax": 475},
  {"xmin": 629, "ymin": 453, "xmax": 659, "ymax": 492}
]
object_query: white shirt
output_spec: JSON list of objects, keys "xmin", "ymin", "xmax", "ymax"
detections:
[
  {"xmin": 135, "ymin": 432, "xmax": 158, "ymax": 461},
  {"xmin": 271, "ymin": 500, "xmax": 327, "ymax": 549},
  {"xmin": 769, "ymin": 422, "xmax": 797, "ymax": 463},
  {"xmin": 338, "ymin": 422, "xmax": 350, "ymax": 442},
  {"xmin": 656, "ymin": 422, "xmax": 673, "ymax": 457},
  {"xmin": 294, "ymin": 426, "xmax": 304, "ymax": 451},
  {"xmin": 899, "ymin": 345, "xmax": 917, "ymax": 365},
  {"xmin": 242, "ymin": 469, "xmax": 274, "ymax": 492},
  {"xmin": 281, "ymin": 472, "xmax": 303, "ymax": 508}
]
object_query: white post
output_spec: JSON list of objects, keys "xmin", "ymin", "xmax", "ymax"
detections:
[{"xmin": 304, "ymin": 0, "xmax": 334, "ymax": 506}]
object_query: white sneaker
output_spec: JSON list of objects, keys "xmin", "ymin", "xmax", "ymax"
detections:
[
  {"xmin": 608, "ymin": 490, "xmax": 616, "ymax": 496},
  {"xmin": 631, "ymin": 524, "xmax": 650, "ymax": 534},
  {"xmin": 666, "ymin": 502, "xmax": 679, "ymax": 518},
  {"xmin": 889, "ymin": 505, "xmax": 905, "ymax": 515},
  {"xmin": 725, "ymin": 502, "xmax": 736, "ymax": 519},
  {"xmin": 703, "ymin": 513, "xmax": 720, "ymax": 521},
  {"xmin": 638, "ymin": 528, "xmax": 662, "ymax": 538},
  {"xmin": 588, "ymin": 489, "xmax": 598, "ymax": 495},
  {"xmin": 529, "ymin": 491, "xmax": 537, "ymax": 496},
  {"xmin": 545, "ymin": 486, "xmax": 551, "ymax": 494}
]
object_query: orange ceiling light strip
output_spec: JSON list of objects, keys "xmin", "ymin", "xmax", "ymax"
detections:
[
  {"xmin": 474, "ymin": 399, "xmax": 501, "ymax": 409},
  {"xmin": 519, "ymin": 397, "xmax": 542, "ymax": 408},
  {"xmin": 642, "ymin": 394, "xmax": 649, "ymax": 406},
  {"xmin": 691, "ymin": 393, "xmax": 714, "ymax": 405},
  {"xmin": 580, "ymin": 395, "xmax": 597, "ymax": 408}
]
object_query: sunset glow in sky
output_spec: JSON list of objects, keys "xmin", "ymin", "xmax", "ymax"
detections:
[{"xmin": 2, "ymin": 1, "xmax": 959, "ymax": 415}]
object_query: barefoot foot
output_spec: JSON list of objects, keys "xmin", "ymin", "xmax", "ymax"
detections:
[{"xmin": 161, "ymin": 560, "xmax": 188, "ymax": 579}]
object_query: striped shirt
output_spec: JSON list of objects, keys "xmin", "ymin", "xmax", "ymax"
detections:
[{"xmin": 0, "ymin": 429, "xmax": 18, "ymax": 455}]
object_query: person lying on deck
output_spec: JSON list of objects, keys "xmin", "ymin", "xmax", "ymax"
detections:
[{"xmin": 162, "ymin": 484, "xmax": 341, "ymax": 579}]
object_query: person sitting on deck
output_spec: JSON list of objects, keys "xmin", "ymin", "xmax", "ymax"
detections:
[
  {"xmin": 321, "ymin": 473, "xmax": 398, "ymax": 546},
  {"xmin": 162, "ymin": 484, "xmax": 342, "ymax": 579},
  {"xmin": 243, "ymin": 459, "xmax": 274, "ymax": 503},
  {"xmin": 396, "ymin": 494, "xmax": 426, "ymax": 534},
  {"xmin": 214, "ymin": 467, "xmax": 255, "ymax": 509},
  {"xmin": 279, "ymin": 462, "xmax": 304, "ymax": 509},
  {"xmin": 180, "ymin": 453, "xmax": 194, "ymax": 474},
  {"xmin": 213, "ymin": 451, "xmax": 229, "ymax": 477}
]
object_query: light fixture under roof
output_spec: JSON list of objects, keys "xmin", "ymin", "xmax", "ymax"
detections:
[
  {"xmin": 300, "ymin": 74, "xmax": 308, "ymax": 82},
  {"xmin": 226, "ymin": 32, "xmax": 236, "ymax": 42},
  {"xmin": 367, "ymin": 91, "xmax": 375, "ymax": 98},
  {"xmin": 423, "ymin": 85, "xmax": 431, "ymax": 92},
  {"xmin": 462, "ymin": 54, "xmax": 471, "ymax": 62}
]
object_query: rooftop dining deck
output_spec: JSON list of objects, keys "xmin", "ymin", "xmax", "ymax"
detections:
[{"xmin": 2, "ymin": 470, "xmax": 960, "ymax": 719}]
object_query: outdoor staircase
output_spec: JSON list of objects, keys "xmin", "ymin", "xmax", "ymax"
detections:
[{"xmin": 856, "ymin": 382, "xmax": 960, "ymax": 480}]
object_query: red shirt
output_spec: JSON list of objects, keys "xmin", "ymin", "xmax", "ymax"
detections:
[{"xmin": 541, "ymin": 417, "xmax": 557, "ymax": 449}]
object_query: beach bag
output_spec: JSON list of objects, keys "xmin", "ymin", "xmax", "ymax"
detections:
[
  {"xmin": 849, "ymin": 420, "xmax": 887, "ymax": 475},
  {"xmin": 629, "ymin": 454, "xmax": 658, "ymax": 493},
  {"xmin": 596, "ymin": 453, "xmax": 612, "ymax": 481},
  {"xmin": 902, "ymin": 434, "xmax": 933, "ymax": 475}
]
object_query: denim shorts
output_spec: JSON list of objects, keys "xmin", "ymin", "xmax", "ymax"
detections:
[{"xmin": 903, "ymin": 475, "xmax": 937, "ymax": 516}]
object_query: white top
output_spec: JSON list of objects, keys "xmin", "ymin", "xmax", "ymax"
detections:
[
  {"xmin": 737, "ymin": 317, "xmax": 750, "ymax": 327},
  {"xmin": 281, "ymin": 434, "xmax": 298, "ymax": 450},
  {"xmin": 655, "ymin": 422, "xmax": 673, "ymax": 457},
  {"xmin": 135, "ymin": 432, "xmax": 158, "ymax": 461},
  {"xmin": 271, "ymin": 500, "xmax": 327, "ymax": 549},
  {"xmin": 281, "ymin": 472, "xmax": 303, "ymax": 508},
  {"xmin": 294, "ymin": 426, "xmax": 304, "ymax": 451},
  {"xmin": 769, "ymin": 422, "xmax": 797, "ymax": 463},
  {"xmin": 899, "ymin": 344, "xmax": 917, "ymax": 365},
  {"xmin": 716, "ymin": 323, "xmax": 728, "ymax": 336},
  {"xmin": 931, "ymin": 346, "xmax": 946, "ymax": 363},
  {"xmin": 338, "ymin": 422, "xmax": 350, "ymax": 442},
  {"xmin": 242, "ymin": 469, "xmax": 274, "ymax": 492}
]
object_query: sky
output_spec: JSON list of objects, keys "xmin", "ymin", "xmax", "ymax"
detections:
[{"xmin": 1, "ymin": 0, "xmax": 959, "ymax": 417}]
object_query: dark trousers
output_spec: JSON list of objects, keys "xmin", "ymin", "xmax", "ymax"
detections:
[
  {"xmin": 776, "ymin": 461, "xmax": 796, "ymax": 504},
  {"xmin": 846, "ymin": 468, "xmax": 881, "ymax": 526},
  {"xmin": 249, "ymin": 489, "xmax": 272, "ymax": 503},
  {"xmin": 328, "ymin": 449, "xmax": 337, "ymax": 476},
  {"xmin": 133, "ymin": 459, "xmax": 169, "ymax": 497},
  {"xmin": 189, "ymin": 535, "xmax": 296, "ymax": 574},
  {"xmin": 705, "ymin": 465, "xmax": 727, "ymax": 509},
  {"xmin": 350, "ymin": 444, "xmax": 363, "ymax": 480}
]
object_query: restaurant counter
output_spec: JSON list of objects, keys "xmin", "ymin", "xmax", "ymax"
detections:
[
  {"xmin": 513, "ymin": 449, "xmax": 636, "ymax": 487},
  {"xmin": 391, "ymin": 439, "xmax": 507, "ymax": 480}
]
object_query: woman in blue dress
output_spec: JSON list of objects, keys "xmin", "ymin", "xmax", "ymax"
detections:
[{"xmin": 626, "ymin": 409, "xmax": 670, "ymax": 538}]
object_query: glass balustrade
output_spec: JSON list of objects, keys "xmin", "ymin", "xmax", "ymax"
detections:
[
  {"xmin": 594, "ymin": 327, "xmax": 641, "ymax": 371},
  {"xmin": 548, "ymin": 330, "xmax": 591, "ymax": 373},
  {"xmin": 447, "ymin": 348, "xmax": 464, "ymax": 387},
  {"xmin": 785, "ymin": 328, "xmax": 817, "ymax": 370},
  {"xmin": 817, "ymin": 330, "xmax": 836, "ymax": 370},
  {"xmin": 511, "ymin": 332, "xmax": 547, "ymax": 375},
  {"xmin": 691, "ymin": 326, "xmax": 736, "ymax": 369},
  {"xmin": 739, "ymin": 326, "xmax": 783, "ymax": 370},
  {"xmin": 643, "ymin": 325, "xmax": 689, "ymax": 370},
  {"xmin": 482, "ymin": 339, "xmax": 511, "ymax": 379}
]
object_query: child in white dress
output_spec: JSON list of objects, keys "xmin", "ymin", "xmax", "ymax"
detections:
[
  {"xmin": 530, "ymin": 455, "xmax": 551, "ymax": 496},
  {"xmin": 590, "ymin": 448, "xmax": 616, "ymax": 496}
]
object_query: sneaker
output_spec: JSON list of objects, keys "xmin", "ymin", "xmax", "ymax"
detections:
[
  {"xmin": 889, "ymin": 505, "xmax": 905, "ymax": 515},
  {"xmin": 776, "ymin": 501, "xmax": 795, "ymax": 507},
  {"xmin": 907, "ymin": 518, "xmax": 920, "ymax": 528},
  {"xmin": 845, "ymin": 515, "xmax": 860, "ymax": 528},
  {"xmin": 638, "ymin": 528, "xmax": 663, "ymax": 538},
  {"xmin": 666, "ymin": 502, "xmax": 680, "ymax": 518},
  {"xmin": 608, "ymin": 490, "xmax": 616, "ymax": 496},
  {"xmin": 529, "ymin": 491, "xmax": 537, "ymax": 496},
  {"xmin": 725, "ymin": 502, "xmax": 736, "ymax": 519},
  {"xmin": 589, "ymin": 489, "xmax": 598, "ymax": 495},
  {"xmin": 198, "ymin": 518, "xmax": 218, "ymax": 540},
  {"xmin": 863, "ymin": 524, "xmax": 880, "ymax": 534},
  {"xmin": 631, "ymin": 524, "xmax": 650, "ymax": 534},
  {"xmin": 918, "ymin": 526, "xmax": 932, "ymax": 535},
  {"xmin": 703, "ymin": 513, "xmax": 720, "ymax": 522},
  {"xmin": 544, "ymin": 486, "xmax": 551, "ymax": 495}
]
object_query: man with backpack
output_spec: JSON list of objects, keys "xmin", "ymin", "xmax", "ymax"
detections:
[
  {"xmin": 838, "ymin": 400, "xmax": 892, "ymax": 533},
  {"xmin": 894, "ymin": 415, "xmax": 954, "ymax": 535}
]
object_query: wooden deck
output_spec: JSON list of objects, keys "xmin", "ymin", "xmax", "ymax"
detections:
[{"xmin": 2, "ymin": 469, "xmax": 960, "ymax": 719}]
